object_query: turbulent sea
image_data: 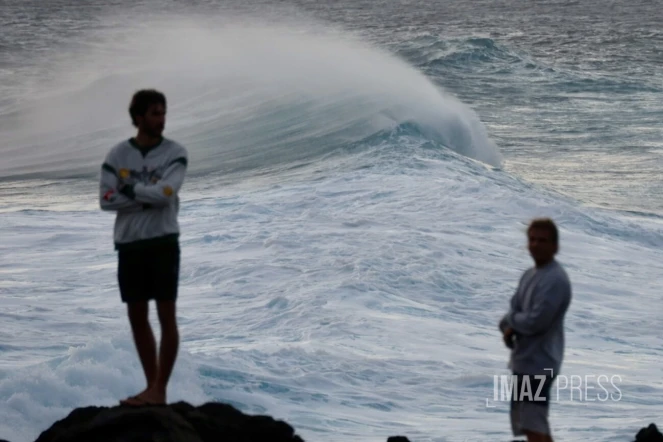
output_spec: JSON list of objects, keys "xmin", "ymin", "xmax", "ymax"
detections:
[{"xmin": 1, "ymin": 0, "xmax": 662, "ymax": 441}]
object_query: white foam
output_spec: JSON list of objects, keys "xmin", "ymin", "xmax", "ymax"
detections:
[
  {"xmin": 0, "ymin": 337, "xmax": 209, "ymax": 442},
  {"xmin": 0, "ymin": 14, "xmax": 501, "ymax": 180},
  {"xmin": 0, "ymin": 138, "xmax": 661, "ymax": 441}
]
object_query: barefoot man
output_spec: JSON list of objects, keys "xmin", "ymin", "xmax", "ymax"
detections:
[
  {"xmin": 99, "ymin": 89, "xmax": 188, "ymax": 406},
  {"xmin": 499, "ymin": 218, "xmax": 572, "ymax": 442}
]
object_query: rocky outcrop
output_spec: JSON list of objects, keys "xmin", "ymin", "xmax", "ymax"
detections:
[
  {"xmin": 12, "ymin": 400, "xmax": 661, "ymax": 442},
  {"xmin": 34, "ymin": 401, "xmax": 304, "ymax": 442},
  {"xmin": 635, "ymin": 423, "xmax": 663, "ymax": 442}
]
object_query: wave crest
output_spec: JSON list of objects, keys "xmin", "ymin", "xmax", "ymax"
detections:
[{"xmin": 0, "ymin": 18, "xmax": 502, "ymax": 180}]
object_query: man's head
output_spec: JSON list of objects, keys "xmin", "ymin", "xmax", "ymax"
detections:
[
  {"xmin": 527, "ymin": 218, "xmax": 558, "ymax": 267},
  {"xmin": 129, "ymin": 89, "xmax": 167, "ymax": 138}
]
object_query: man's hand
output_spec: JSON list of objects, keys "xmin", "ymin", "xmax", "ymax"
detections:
[
  {"xmin": 503, "ymin": 327, "xmax": 515, "ymax": 349},
  {"xmin": 118, "ymin": 183, "xmax": 136, "ymax": 199}
]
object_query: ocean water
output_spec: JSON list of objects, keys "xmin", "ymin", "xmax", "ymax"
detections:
[{"xmin": 1, "ymin": 1, "xmax": 662, "ymax": 441}]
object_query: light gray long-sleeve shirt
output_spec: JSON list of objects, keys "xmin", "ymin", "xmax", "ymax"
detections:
[
  {"xmin": 499, "ymin": 260, "xmax": 572, "ymax": 376},
  {"xmin": 99, "ymin": 137, "xmax": 188, "ymax": 251}
]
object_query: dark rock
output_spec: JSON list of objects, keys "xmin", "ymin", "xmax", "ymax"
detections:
[
  {"xmin": 34, "ymin": 401, "xmax": 304, "ymax": 442},
  {"xmin": 27, "ymin": 402, "xmax": 663, "ymax": 442},
  {"xmin": 635, "ymin": 423, "xmax": 663, "ymax": 442}
]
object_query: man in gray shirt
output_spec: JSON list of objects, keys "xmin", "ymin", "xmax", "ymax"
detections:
[
  {"xmin": 100, "ymin": 89, "xmax": 188, "ymax": 407},
  {"xmin": 499, "ymin": 218, "xmax": 572, "ymax": 442}
]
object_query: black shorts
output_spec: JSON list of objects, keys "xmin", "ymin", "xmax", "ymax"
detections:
[
  {"xmin": 510, "ymin": 373, "xmax": 556, "ymax": 436},
  {"xmin": 117, "ymin": 241, "xmax": 180, "ymax": 303}
]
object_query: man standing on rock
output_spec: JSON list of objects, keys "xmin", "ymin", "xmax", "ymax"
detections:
[
  {"xmin": 99, "ymin": 89, "xmax": 188, "ymax": 406},
  {"xmin": 499, "ymin": 218, "xmax": 572, "ymax": 442}
]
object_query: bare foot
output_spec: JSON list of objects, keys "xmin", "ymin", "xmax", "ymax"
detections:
[
  {"xmin": 119, "ymin": 387, "xmax": 165, "ymax": 406},
  {"xmin": 137, "ymin": 387, "xmax": 166, "ymax": 405},
  {"xmin": 119, "ymin": 387, "xmax": 149, "ymax": 406}
]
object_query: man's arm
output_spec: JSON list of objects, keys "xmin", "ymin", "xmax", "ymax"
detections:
[
  {"xmin": 499, "ymin": 314, "xmax": 510, "ymax": 333},
  {"xmin": 504, "ymin": 275, "xmax": 570, "ymax": 337},
  {"xmin": 119, "ymin": 156, "xmax": 187, "ymax": 207},
  {"xmin": 99, "ymin": 160, "xmax": 143, "ymax": 212},
  {"xmin": 500, "ymin": 305, "xmax": 516, "ymax": 348},
  {"xmin": 498, "ymin": 271, "xmax": 526, "ymax": 333}
]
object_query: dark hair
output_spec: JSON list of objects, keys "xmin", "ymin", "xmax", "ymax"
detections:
[
  {"xmin": 128, "ymin": 89, "xmax": 166, "ymax": 127},
  {"xmin": 527, "ymin": 218, "xmax": 558, "ymax": 245}
]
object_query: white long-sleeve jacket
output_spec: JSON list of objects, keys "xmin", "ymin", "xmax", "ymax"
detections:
[{"xmin": 99, "ymin": 137, "xmax": 188, "ymax": 251}]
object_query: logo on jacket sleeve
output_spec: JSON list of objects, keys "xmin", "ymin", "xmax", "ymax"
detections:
[{"xmin": 103, "ymin": 189, "xmax": 116, "ymax": 201}]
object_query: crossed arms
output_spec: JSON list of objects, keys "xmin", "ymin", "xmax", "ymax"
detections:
[
  {"xmin": 499, "ymin": 273, "xmax": 571, "ymax": 339},
  {"xmin": 99, "ymin": 155, "xmax": 187, "ymax": 212}
]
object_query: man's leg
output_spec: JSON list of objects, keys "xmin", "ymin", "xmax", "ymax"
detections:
[
  {"xmin": 131, "ymin": 301, "xmax": 178, "ymax": 404},
  {"xmin": 126, "ymin": 301, "xmax": 158, "ymax": 393},
  {"xmin": 526, "ymin": 375, "xmax": 555, "ymax": 442},
  {"xmin": 524, "ymin": 430, "xmax": 553, "ymax": 442},
  {"xmin": 155, "ymin": 300, "xmax": 179, "ymax": 401},
  {"xmin": 119, "ymin": 297, "xmax": 160, "ymax": 403},
  {"xmin": 511, "ymin": 374, "xmax": 554, "ymax": 442},
  {"xmin": 136, "ymin": 241, "xmax": 181, "ymax": 404},
  {"xmin": 118, "ymin": 247, "xmax": 159, "ymax": 405}
]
